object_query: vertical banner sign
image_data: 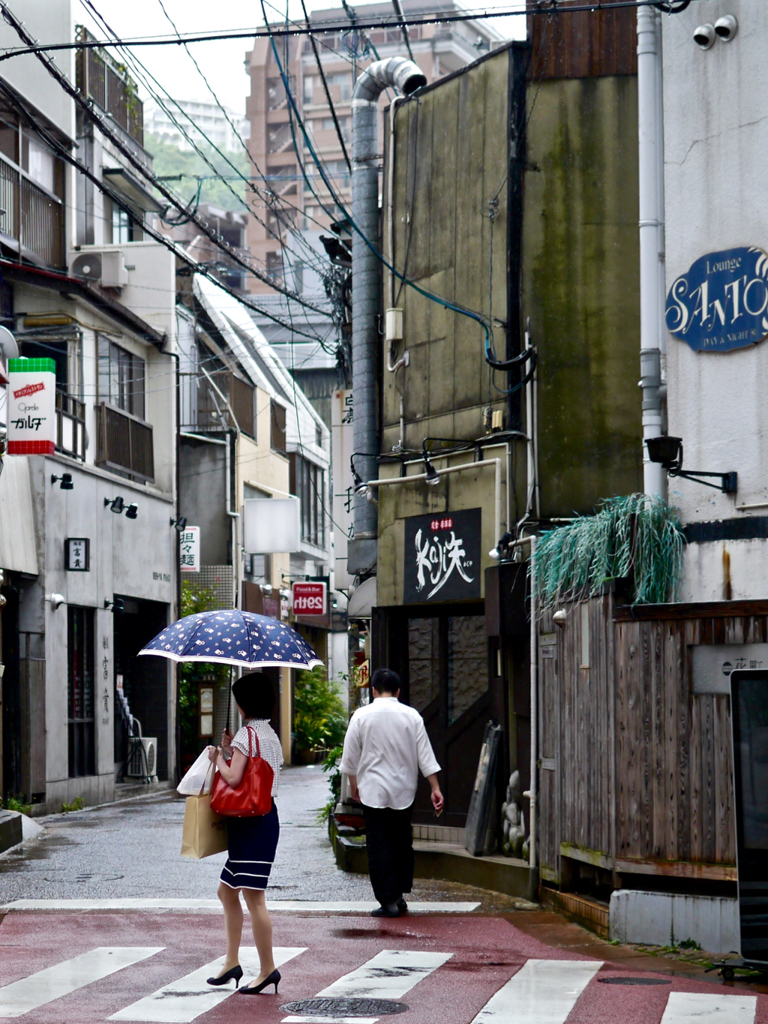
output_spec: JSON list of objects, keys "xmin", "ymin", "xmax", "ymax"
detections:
[
  {"xmin": 7, "ymin": 357, "xmax": 56, "ymax": 455},
  {"xmin": 403, "ymin": 508, "xmax": 482, "ymax": 603},
  {"xmin": 179, "ymin": 526, "xmax": 201, "ymax": 572}
]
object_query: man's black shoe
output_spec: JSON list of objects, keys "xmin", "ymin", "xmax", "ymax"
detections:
[
  {"xmin": 397, "ymin": 898, "xmax": 408, "ymax": 914},
  {"xmin": 371, "ymin": 903, "xmax": 401, "ymax": 918}
]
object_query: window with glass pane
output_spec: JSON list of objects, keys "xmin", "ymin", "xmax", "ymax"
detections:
[
  {"xmin": 447, "ymin": 615, "xmax": 488, "ymax": 723},
  {"xmin": 113, "ymin": 204, "xmax": 135, "ymax": 243},
  {"xmin": 296, "ymin": 456, "xmax": 325, "ymax": 548},
  {"xmin": 98, "ymin": 335, "xmax": 145, "ymax": 418},
  {"xmin": 68, "ymin": 606, "xmax": 95, "ymax": 778}
]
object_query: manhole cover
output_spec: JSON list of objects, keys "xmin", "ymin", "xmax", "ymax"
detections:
[
  {"xmin": 598, "ymin": 977, "xmax": 671, "ymax": 985},
  {"xmin": 280, "ymin": 998, "xmax": 409, "ymax": 1016}
]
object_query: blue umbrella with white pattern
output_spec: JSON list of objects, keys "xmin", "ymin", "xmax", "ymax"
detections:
[{"xmin": 138, "ymin": 609, "xmax": 323, "ymax": 670}]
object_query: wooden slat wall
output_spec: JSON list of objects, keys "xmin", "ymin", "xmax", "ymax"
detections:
[
  {"xmin": 527, "ymin": 2, "xmax": 637, "ymax": 81},
  {"xmin": 537, "ymin": 598, "xmax": 759, "ymax": 884}
]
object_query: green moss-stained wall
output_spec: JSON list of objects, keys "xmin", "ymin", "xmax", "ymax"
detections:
[
  {"xmin": 382, "ymin": 48, "xmax": 511, "ymax": 454},
  {"xmin": 523, "ymin": 76, "xmax": 642, "ymax": 517}
]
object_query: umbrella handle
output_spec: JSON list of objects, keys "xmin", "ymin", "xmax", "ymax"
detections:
[{"xmin": 227, "ymin": 665, "xmax": 232, "ymax": 732}]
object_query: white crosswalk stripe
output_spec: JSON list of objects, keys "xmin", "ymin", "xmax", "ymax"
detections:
[
  {"xmin": 470, "ymin": 958, "xmax": 603, "ymax": 1024},
  {"xmin": 659, "ymin": 991, "xmax": 757, "ymax": 1024},
  {"xmin": 109, "ymin": 946, "xmax": 306, "ymax": 1023},
  {"xmin": 0, "ymin": 943, "xmax": 762, "ymax": 1023},
  {"xmin": 282, "ymin": 949, "xmax": 452, "ymax": 1024},
  {"xmin": 0, "ymin": 947, "xmax": 163, "ymax": 1018}
]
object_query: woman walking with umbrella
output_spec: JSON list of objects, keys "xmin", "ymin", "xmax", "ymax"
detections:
[
  {"xmin": 206, "ymin": 672, "xmax": 283, "ymax": 995},
  {"xmin": 139, "ymin": 609, "xmax": 323, "ymax": 995}
]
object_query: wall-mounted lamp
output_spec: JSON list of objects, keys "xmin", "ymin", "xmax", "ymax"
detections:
[
  {"xmin": 352, "ymin": 467, "xmax": 367, "ymax": 496},
  {"xmin": 715, "ymin": 14, "xmax": 738, "ymax": 41},
  {"xmin": 170, "ymin": 516, "xmax": 187, "ymax": 532},
  {"xmin": 125, "ymin": 504, "xmax": 138, "ymax": 520},
  {"xmin": 51, "ymin": 473, "xmax": 73, "ymax": 490},
  {"xmin": 104, "ymin": 597, "xmax": 125, "ymax": 613},
  {"xmin": 489, "ymin": 532, "xmax": 513, "ymax": 561},
  {"xmin": 424, "ymin": 458, "xmax": 440, "ymax": 486},
  {"xmin": 259, "ymin": 583, "xmax": 273, "ymax": 596},
  {"xmin": 645, "ymin": 437, "xmax": 737, "ymax": 494},
  {"xmin": 105, "ymin": 496, "xmax": 125, "ymax": 514},
  {"xmin": 693, "ymin": 22, "xmax": 716, "ymax": 48},
  {"xmin": 553, "ymin": 609, "xmax": 567, "ymax": 628}
]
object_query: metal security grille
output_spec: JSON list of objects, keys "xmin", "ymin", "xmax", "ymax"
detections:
[
  {"xmin": 187, "ymin": 566, "xmax": 235, "ymax": 610},
  {"xmin": 67, "ymin": 606, "xmax": 95, "ymax": 778}
]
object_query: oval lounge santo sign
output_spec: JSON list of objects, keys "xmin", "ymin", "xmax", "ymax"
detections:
[{"xmin": 666, "ymin": 246, "xmax": 768, "ymax": 353}]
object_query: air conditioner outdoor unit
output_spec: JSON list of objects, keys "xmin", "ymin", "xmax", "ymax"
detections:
[
  {"xmin": 69, "ymin": 249, "xmax": 128, "ymax": 289},
  {"xmin": 125, "ymin": 736, "xmax": 158, "ymax": 782}
]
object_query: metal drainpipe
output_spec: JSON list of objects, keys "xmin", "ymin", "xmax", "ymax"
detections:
[
  {"xmin": 350, "ymin": 57, "xmax": 426, "ymax": 570},
  {"xmin": 638, "ymin": 5, "xmax": 666, "ymax": 498}
]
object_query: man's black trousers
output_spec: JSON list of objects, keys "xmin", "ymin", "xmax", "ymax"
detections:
[{"xmin": 362, "ymin": 804, "xmax": 414, "ymax": 906}]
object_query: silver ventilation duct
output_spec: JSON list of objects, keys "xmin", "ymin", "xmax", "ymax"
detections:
[{"xmin": 348, "ymin": 57, "xmax": 426, "ymax": 576}]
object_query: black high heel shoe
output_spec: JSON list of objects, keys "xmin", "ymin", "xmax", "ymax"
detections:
[
  {"xmin": 206, "ymin": 965, "xmax": 243, "ymax": 988},
  {"xmin": 239, "ymin": 968, "xmax": 281, "ymax": 995}
]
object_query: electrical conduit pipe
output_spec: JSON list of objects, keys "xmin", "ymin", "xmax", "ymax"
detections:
[{"xmin": 350, "ymin": 57, "xmax": 426, "ymax": 568}]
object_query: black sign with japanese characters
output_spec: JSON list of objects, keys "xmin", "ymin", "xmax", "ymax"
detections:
[{"xmin": 403, "ymin": 508, "xmax": 481, "ymax": 604}]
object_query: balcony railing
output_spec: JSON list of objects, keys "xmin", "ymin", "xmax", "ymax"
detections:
[
  {"xmin": 0, "ymin": 157, "xmax": 64, "ymax": 268},
  {"xmin": 96, "ymin": 402, "xmax": 154, "ymax": 482},
  {"xmin": 76, "ymin": 26, "xmax": 144, "ymax": 145},
  {"xmin": 55, "ymin": 391, "xmax": 86, "ymax": 461},
  {"xmin": 196, "ymin": 372, "xmax": 255, "ymax": 436}
]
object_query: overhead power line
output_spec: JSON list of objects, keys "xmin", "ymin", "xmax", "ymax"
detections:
[
  {"xmin": 0, "ymin": 2, "xmax": 331, "ymax": 319},
  {"xmin": 0, "ymin": 76, "xmax": 324, "ymax": 342},
  {"xmin": 79, "ymin": 1, "xmax": 329, "ymax": 280},
  {"xmin": 0, "ymin": 1, "xmax": 693, "ymax": 61}
]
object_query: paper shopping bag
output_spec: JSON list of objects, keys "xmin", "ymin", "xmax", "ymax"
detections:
[{"xmin": 181, "ymin": 794, "xmax": 228, "ymax": 859}]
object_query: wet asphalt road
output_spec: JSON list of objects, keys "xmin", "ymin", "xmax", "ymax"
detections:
[{"xmin": 0, "ymin": 765, "xmax": 514, "ymax": 908}]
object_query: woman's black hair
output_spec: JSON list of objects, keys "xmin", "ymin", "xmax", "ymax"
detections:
[{"xmin": 232, "ymin": 672, "xmax": 275, "ymax": 720}]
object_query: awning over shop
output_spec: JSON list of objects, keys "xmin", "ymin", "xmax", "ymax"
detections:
[
  {"xmin": 0, "ymin": 456, "xmax": 38, "ymax": 574},
  {"xmin": 348, "ymin": 577, "xmax": 377, "ymax": 618}
]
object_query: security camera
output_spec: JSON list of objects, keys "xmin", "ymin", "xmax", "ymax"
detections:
[
  {"xmin": 715, "ymin": 15, "xmax": 738, "ymax": 41},
  {"xmin": 693, "ymin": 23, "xmax": 716, "ymax": 49}
]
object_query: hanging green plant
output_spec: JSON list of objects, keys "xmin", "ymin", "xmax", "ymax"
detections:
[{"xmin": 531, "ymin": 494, "xmax": 685, "ymax": 611}]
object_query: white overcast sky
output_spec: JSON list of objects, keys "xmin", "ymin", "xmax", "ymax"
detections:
[{"xmin": 77, "ymin": 0, "xmax": 526, "ymax": 115}]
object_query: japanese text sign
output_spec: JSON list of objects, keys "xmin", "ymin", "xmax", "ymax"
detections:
[
  {"xmin": 179, "ymin": 526, "xmax": 200, "ymax": 572},
  {"xmin": 65, "ymin": 537, "xmax": 90, "ymax": 572},
  {"xmin": 7, "ymin": 357, "xmax": 56, "ymax": 455},
  {"xmin": 403, "ymin": 508, "xmax": 482, "ymax": 603},
  {"xmin": 292, "ymin": 581, "xmax": 327, "ymax": 616}
]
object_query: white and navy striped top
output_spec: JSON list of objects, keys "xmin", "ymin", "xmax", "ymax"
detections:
[{"xmin": 230, "ymin": 719, "xmax": 284, "ymax": 797}]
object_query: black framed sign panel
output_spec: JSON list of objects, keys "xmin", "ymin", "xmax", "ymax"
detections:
[{"xmin": 730, "ymin": 669, "xmax": 768, "ymax": 965}]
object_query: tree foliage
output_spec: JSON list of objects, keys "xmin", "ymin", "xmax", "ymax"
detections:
[{"xmin": 145, "ymin": 132, "xmax": 249, "ymax": 212}]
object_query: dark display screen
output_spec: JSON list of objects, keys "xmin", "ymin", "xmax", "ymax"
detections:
[{"xmin": 731, "ymin": 670, "xmax": 768, "ymax": 963}]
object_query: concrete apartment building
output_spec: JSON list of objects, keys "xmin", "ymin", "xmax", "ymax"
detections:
[
  {"xmin": 145, "ymin": 98, "xmax": 250, "ymax": 154},
  {"xmin": 0, "ymin": 7, "xmax": 179, "ymax": 812}
]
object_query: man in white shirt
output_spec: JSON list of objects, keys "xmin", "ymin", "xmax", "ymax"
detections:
[{"xmin": 340, "ymin": 667, "xmax": 444, "ymax": 918}]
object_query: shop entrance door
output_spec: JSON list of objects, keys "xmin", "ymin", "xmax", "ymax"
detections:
[{"xmin": 381, "ymin": 602, "xmax": 491, "ymax": 828}]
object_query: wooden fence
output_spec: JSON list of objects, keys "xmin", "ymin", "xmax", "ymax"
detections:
[{"xmin": 537, "ymin": 595, "xmax": 766, "ymax": 888}]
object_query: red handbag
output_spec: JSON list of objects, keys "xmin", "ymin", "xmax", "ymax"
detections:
[{"xmin": 211, "ymin": 726, "xmax": 274, "ymax": 817}]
